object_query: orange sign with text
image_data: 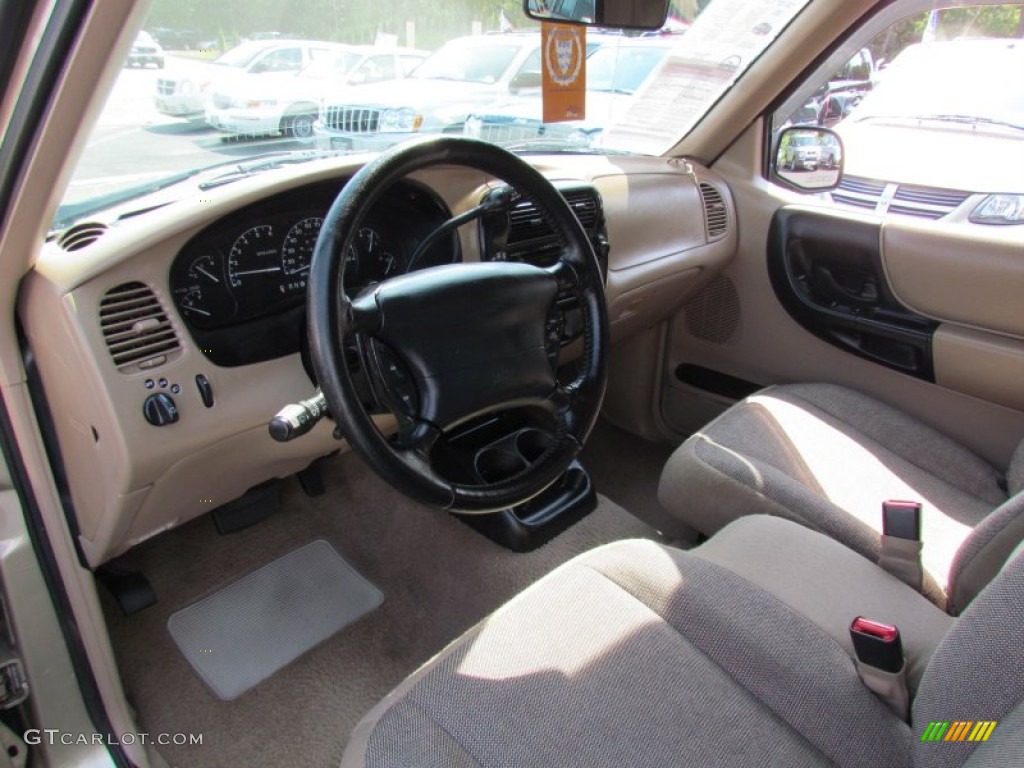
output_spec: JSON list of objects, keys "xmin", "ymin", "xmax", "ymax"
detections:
[{"xmin": 541, "ymin": 22, "xmax": 586, "ymax": 124}]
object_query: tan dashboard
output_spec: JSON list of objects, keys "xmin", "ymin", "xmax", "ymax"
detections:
[{"xmin": 20, "ymin": 153, "xmax": 736, "ymax": 566}]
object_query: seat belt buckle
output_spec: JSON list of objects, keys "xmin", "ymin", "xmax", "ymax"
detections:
[
  {"xmin": 882, "ymin": 500, "xmax": 921, "ymax": 541},
  {"xmin": 850, "ymin": 617, "xmax": 909, "ymax": 720},
  {"xmin": 879, "ymin": 500, "xmax": 924, "ymax": 591},
  {"xmin": 850, "ymin": 617, "xmax": 904, "ymax": 673}
]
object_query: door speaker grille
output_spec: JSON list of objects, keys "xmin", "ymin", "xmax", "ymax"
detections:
[{"xmin": 684, "ymin": 275, "xmax": 740, "ymax": 344}]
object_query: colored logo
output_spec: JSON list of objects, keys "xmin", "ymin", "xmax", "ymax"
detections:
[{"xmin": 921, "ymin": 721, "xmax": 997, "ymax": 743}]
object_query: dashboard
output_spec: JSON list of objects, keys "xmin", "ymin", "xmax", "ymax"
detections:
[
  {"xmin": 168, "ymin": 178, "xmax": 458, "ymax": 366},
  {"xmin": 23, "ymin": 154, "xmax": 737, "ymax": 567}
]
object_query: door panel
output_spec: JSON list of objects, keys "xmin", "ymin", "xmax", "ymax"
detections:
[
  {"xmin": 767, "ymin": 206, "xmax": 937, "ymax": 380},
  {"xmin": 654, "ymin": 121, "xmax": 1024, "ymax": 468},
  {"xmin": 883, "ymin": 222, "xmax": 1024, "ymax": 338},
  {"xmin": 934, "ymin": 326, "xmax": 1024, "ymax": 413}
]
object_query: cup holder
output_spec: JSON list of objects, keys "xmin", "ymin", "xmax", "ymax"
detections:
[
  {"xmin": 473, "ymin": 428, "xmax": 558, "ymax": 483},
  {"xmin": 474, "ymin": 448, "xmax": 528, "ymax": 484},
  {"xmin": 516, "ymin": 428, "xmax": 557, "ymax": 464}
]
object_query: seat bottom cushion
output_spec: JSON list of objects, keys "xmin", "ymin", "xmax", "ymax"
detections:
[
  {"xmin": 659, "ymin": 383, "xmax": 1001, "ymax": 598},
  {"xmin": 342, "ymin": 533, "xmax": 913, "ymax": 768}
]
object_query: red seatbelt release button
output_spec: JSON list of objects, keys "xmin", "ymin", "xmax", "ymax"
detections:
[{"xmin": 850, "ymin": 616, "xmax": 904, "ymax": 673}]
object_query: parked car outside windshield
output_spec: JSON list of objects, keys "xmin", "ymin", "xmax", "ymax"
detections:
[
  {"xmin": 205, "ymin": 46, "xmax": 429, "ymax": 144},
  {"xmin": 155, "ymin": 40, "xmax": 343, "ymax": 121}
]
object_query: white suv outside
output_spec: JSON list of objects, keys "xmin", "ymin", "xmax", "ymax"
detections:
[
  {"xmin": 313, "ymin": 31, "xmax": 615, "ymax": 151},
  {"xmin": 155, "ymin": 39, "xmax": 344, "ymax": 121},
  {"xmin": 833, "ymin": 38, "xmax": 1024, "ymax": 222},
  {"xmin": 204, "ymin": 45, "xmax": 428, "ymax": 143}
]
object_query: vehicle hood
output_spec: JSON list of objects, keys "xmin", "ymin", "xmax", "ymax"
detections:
[
  {"xmin": 837, "ymin": 118, "xmax": 1024, "ymax": 193},
  {"xmin": 325, "ymin": 77, "xmax": 501, "ymax": 111},
  {"xmin": 471, "ymin": 91, "xmax": 633, "ymax": 141}
]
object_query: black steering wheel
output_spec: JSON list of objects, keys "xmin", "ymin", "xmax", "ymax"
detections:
[{"xmin": 307, "ymin": 137, "xmax": 608, "ymax": 512}]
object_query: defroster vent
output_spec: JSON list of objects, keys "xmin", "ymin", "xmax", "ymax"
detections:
[{"xmin": 99, "ymin": 282, "xmax": 181, "ymax": 371}]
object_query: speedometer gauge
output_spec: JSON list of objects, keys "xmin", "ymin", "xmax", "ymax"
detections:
[{"xmin": 281, "ymin": 216, "xmax": 322, "ymax": 295}]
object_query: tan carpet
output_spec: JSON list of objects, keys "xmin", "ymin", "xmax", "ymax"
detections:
[{"xmin": 101, "ymin": 444, "xmax": 659, "ymax": 768}]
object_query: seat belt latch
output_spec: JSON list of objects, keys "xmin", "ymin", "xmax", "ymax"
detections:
[
  {"xmin": 850, "ymin": 616, "xmax": 909, "ymax": 720},
  {"xmin": 850, "ymin": 617, "xmax": 903, "ymax": 673},
  {"xmin": 879, "ymin": 500, "xmax": 923, "ymax": 591}
]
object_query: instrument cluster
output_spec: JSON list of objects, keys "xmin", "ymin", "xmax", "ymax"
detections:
[{"xmin": 169, "ymin": 179, "xmax": 454, "ymax": 332}]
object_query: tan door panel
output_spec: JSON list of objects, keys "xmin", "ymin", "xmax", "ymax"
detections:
[
  {"xmin": 934, "ymin": 325, "xmax": 1024, "ymax": 412},
  {"xmin": 882, "ymin": 221, "xmax": 1024, "ymax": 338}
]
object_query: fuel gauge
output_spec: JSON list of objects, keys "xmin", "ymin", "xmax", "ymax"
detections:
[{"xmin": 171, "ymin": 252, "xmax": 236, "ymax": 328}]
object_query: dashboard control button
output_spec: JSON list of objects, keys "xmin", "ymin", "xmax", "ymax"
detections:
[
  {"xmin": 158, "ymin": 378, "xmax": 168, "ymax": 388},
  {"xmin": 170, "ymin": 384, "xmax": 181, "ymax": 395},
  {"xmin": 195, "ymin": 374, "xmax": 214, "ymax": 408},
  {"xmin": 143, "ymin": 393, "xmax": 179, "ymax": 426},
  {"xmin": 144, "ymin": 379, "xmax": 155, "ymax": 389}
]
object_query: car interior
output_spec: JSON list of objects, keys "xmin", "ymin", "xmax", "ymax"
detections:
[{"xmin": 0, "ymin": 0, "xmax": 1022, "ymax": 766}]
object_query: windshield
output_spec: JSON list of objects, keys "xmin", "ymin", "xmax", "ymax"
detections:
[
  {"xmin": 57, "ymin": 0, "xmax": 811, "ymax": 228},
  {"xmin": 587, "ymin": 45, "xmax": 673, "ymax": 94},
  {"xmin": 850, "ymin": 40, "xmax": 1024, "ymax": 129}
]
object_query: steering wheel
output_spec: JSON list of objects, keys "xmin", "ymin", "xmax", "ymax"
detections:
[{"xmin": 307, "ymin": 137, "xmax": 608, "ymax": 512}]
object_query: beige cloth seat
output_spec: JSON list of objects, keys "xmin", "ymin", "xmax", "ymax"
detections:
[
  {"xmin": 341, "ymin": 515, "xmax": 1024, "ymax": 767},
  {"xmin": 658, "ymin": 383, "xmax": 1024, "ymax": 613}
]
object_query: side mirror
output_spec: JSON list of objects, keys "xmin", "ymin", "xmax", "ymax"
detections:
[
  {"xmin": 523, "ymin": 0, "xmax": 669, "ymax": 31},
  {"xmin": 772, "ymin": 126, "xmax": 844, "ymax": 192}
]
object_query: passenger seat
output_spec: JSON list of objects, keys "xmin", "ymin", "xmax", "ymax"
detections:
[{"xmin": 658, "ymin": 383, "xmax": 1024, "ymax": 614}]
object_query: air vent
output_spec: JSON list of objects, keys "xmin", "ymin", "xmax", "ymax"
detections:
[
  {"xmin": 58, "ymin": 222, "xmax": 109, "ymax": 252},
  {"xmin": 698, "ymin": 183, "xmax": 728, "ymax": 240},
  {"xmin": 99, "ymin": 282, "xmax": 180, "ymax": 371},
  {"xmin": 507, "ymin": 187, "xmax": 601, "ymax": 246}
]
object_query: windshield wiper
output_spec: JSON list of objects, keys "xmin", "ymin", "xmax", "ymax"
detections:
[
  {"xmin": 854, "ymin": 113, "xmax": 1024, "ymax": 132},
  {"xmin": 913, "ymin": 114, "xmax": 1024, "ymax": 132},
  {"xmin": 197, "ymin": 149, "xmax": 348, "ymax": 189}
]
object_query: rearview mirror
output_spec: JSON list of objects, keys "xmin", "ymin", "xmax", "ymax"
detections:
[
  {"xmin": 523, "ymin": 0, "xmax": 670, "ymax": 30},
  {"xmin": 773, "ymin": 126, "xmax": 844, "ymax": 192}
]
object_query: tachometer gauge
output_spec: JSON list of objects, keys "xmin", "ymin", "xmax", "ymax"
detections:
[
  {"xmin": 352, "ymin": 226, "xmax": 407, "ymax": 285},
  {"xmin": 227, "ymin": 224, "xmax": 280, "ymax": 288},
  {"xmin": 281, "ymin": 217, "xmax": 322, "ymax": 293}
]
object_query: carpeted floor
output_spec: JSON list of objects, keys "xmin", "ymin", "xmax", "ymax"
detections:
[{"xmin": 101, "ymin": 426, "xmax": 668, "ymax": 768}]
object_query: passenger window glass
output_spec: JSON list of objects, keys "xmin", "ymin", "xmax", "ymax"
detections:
[
  {"xmin": 398, "ymin": 55, "xmax": 423, "ymax": 77},
  {"xmin": 253, "ymin": 48, "xmax": 302, "ymax": 73},
  {"xmin": 771, "ymin": 3, "xmax": 1024, "ymax": 222}
]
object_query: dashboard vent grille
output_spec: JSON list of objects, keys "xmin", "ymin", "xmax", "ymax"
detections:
[
  {"xmin": 507, "ymin": 188, "xmax": 601, "ymax": 245},
  {"xmin": 58, "ymin": 222, "xmax": 109, "ymax": 251},
  {"xmin": 698, "ymin": 183, "xmax": 728, "ymax": 240},
  {"xmin": 99, "ymin": 282, "xmax": 180, "ymax": 370}
]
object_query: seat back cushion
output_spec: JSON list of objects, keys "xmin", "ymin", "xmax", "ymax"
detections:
[
  {"xmin": 913, "ymin": 549, "xmax": 1024, "ymax": 767},
  {"xmin": 947, "ymin": 493, "xmax": 1024, "ymax": 615},
  {"xmin": 1008, "ymin": 437, "xmax": 1024, "ymax": 497}
]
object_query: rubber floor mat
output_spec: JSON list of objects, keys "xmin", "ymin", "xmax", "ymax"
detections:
[{"xmin": 167, "ymin": 539, "xmax": 383, "ymax": 700}]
